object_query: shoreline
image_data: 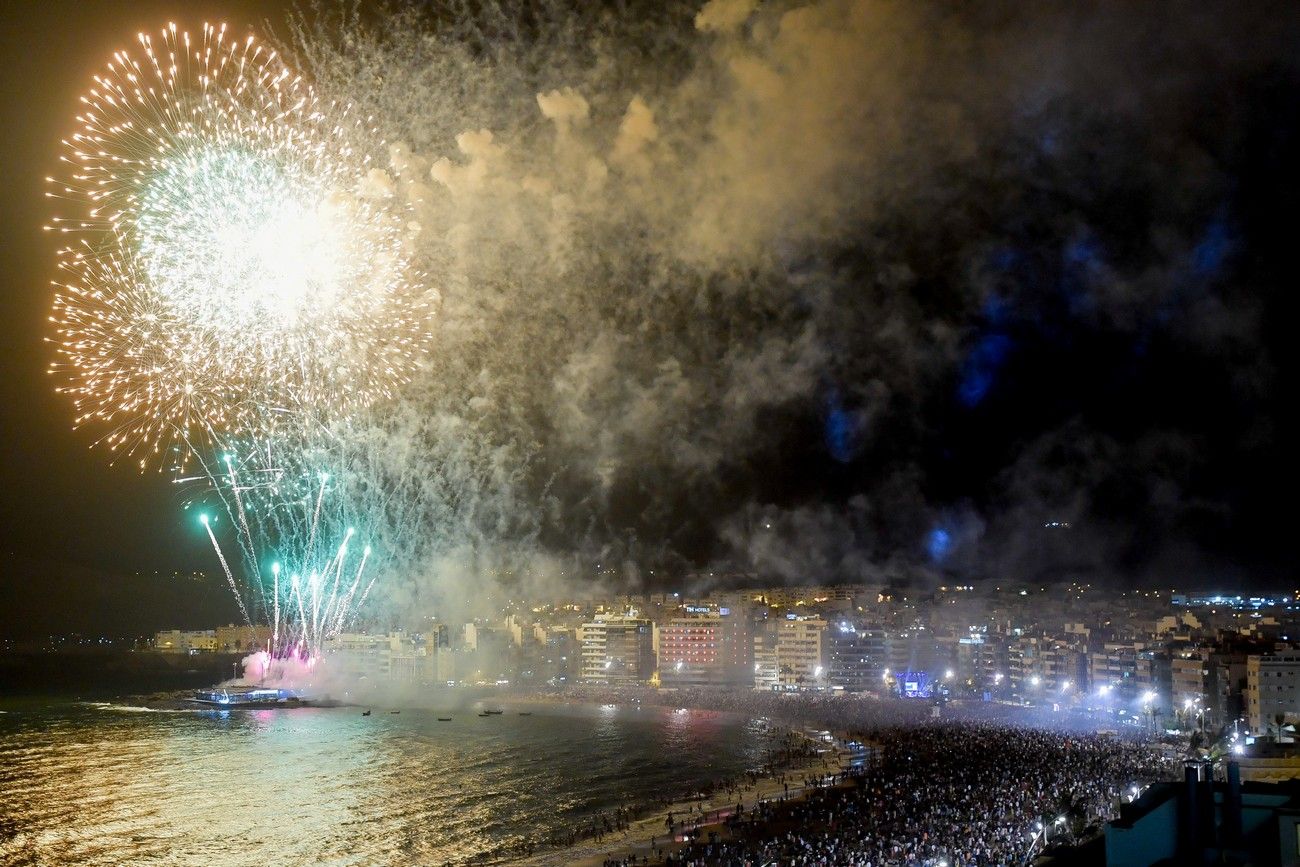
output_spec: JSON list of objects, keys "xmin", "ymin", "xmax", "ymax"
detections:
[
  {"xmin": 506, "ymin": 697, "xmax": 859, "ymax": 867},
  {"xmin": 537, "ymin": 729, "xmax": 857, "ymax": 867}
]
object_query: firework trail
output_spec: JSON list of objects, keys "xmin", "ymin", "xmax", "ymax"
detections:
[{"xmin": 186, "ymin": 450, "xmax": 377, "ymax": 658}]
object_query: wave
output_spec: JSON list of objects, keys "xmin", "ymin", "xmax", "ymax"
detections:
[{"xmin": 80, "ymin": 702, "xmax": 195, "ymax": 714}]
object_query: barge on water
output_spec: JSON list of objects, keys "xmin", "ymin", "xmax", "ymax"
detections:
[{"xmin": 188, "ymin": 687, "xmax": 306, "ymax": 708}]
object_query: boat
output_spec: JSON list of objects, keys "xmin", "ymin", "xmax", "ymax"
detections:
[
  {"xmin": 362, "ymin": 710, "xmax": 372, "ymax": 716},
  {"xmin": 478, "ymin": 712, "xmax": 492, "ymax": 717},
  {"xmin": 437, "ymin": 717, "xmax": 452, "ymax": 721},
  {"xmin": 188, "ymin": 686, "xmax": 306, "ymax": 709},
  {"xmin": 519, "ymin": 712, "xmax": 532, "ymax": 716},
  {"xmin": 483, "ymin": 709, "xmax": 504, "ymax": 715},
  {"xmin": 390, "ymin": 710, "xmax": 401, "ymax": 714}
]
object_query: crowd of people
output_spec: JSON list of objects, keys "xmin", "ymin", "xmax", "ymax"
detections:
[
  {"xmin": 540, "ymin": 722, "xmax": 830, "ymax": 855},
  {"xmin": 597, "ymin": 721, "xmax": 1173, "ymax": 867}
]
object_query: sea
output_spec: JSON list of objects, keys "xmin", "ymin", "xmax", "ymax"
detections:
[{"xmin": 0, "ymin": 689, "xmax": 772, "ymax": 865}]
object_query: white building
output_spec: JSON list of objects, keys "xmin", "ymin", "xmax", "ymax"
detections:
[
  {"xmin": 324, "ymin": 632, "xmax": 408, "ymax": 681},
  {"xmin": 1247, "ymin": 652, "xmax": 1300, "ymax": 735},
  {"xmin": 153, "ymin": 629, "xmax": 218, "ymax": 653},
  {"xmin": 753, "ymin": 617, "xmax": 827, "ymax": 690},
  {"xmin": 578, "ymin": 615, "xmax": 654, "ymax": 683}
]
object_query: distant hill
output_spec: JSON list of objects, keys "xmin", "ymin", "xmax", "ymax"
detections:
[{"xmin": 0, "ymin": 551, "xmax": 243, "ymax": 640}]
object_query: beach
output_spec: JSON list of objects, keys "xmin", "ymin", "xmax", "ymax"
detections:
[{"xmin": 521, "ymin": 715, "xmax": 860, "ymax": 866}]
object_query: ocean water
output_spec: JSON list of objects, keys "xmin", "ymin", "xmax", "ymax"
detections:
[{"xmin": 0, "ymin": 693, "xmax": 770, "ymax": 865}]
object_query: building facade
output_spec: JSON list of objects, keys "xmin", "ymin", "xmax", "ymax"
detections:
[
  {"xmin": 578, "ymin": 616, "xmax": 655, "ymax": 683},
  {"xmin": 1247, "ymin": 652, "xmax": 1300, "ymax": 734},
  {"xmin": 658, "ymin": 610, "xmax": 751, "ymax": 688}
]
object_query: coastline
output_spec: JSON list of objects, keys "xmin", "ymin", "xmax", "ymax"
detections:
[
  {"xmin": 507, "ymin": 691, "xmax": 858, "ymax": 867},
  {"xmin": 532, "ymin": 726, "xmax": 854, "ymax": 867}
]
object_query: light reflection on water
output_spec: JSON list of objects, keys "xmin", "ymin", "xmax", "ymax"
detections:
[{"xmin": 0, "ymin": 697, "xmax": 769, "ymax": 865}]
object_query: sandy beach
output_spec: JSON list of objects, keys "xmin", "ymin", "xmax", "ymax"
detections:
[{"xmin": 521, "ymin": 719, "xmax": 859, "ymax": 867}]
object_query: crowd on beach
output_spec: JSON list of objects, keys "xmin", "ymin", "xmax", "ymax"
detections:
[
  {"xmin": 594, "ymin": 721, "xmax": 1173, "ymax": 867},
  {"xmin": 537, "ymin": 722, "xmax": 830, "ymax": 855}
]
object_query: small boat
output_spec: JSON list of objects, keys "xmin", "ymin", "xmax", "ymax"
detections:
[
  {"xmin": 519, "ymin": 712, "xmax": 532, "ymax": 716},
  {"xmin": 437, "ymin": 717, "xmax": 452, "ymax": 721},
  {"xmin": 390, "ymin": 710, "xmax": 401, "ymax": 715},
  {"xmin": 484, "ymin": 709, "xmax": 504, "ymax": 715},
  {"xmin": 478, "ymin": 712, "xmax": 492, "ymax": 717},
  {"xmin": 362, "ymin": 710, "xmax": 371, "ymax": 717}
]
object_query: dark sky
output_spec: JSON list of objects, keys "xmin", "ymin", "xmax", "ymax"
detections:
[{"xmin": 1, "ymin": 1, "xmax": 1299, "ymax": 639}]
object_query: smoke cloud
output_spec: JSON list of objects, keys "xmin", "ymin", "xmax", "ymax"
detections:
[{"xmin": 278, "ymin": 0, "xmax": 1298, "ymax": 620}]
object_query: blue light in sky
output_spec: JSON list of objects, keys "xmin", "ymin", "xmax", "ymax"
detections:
[
  {"xmin": 823, "ymin": 390, "xmax": 862, "ymax": 462},
  {"xmin": 927, "ymin": 527, "xmax": 953, "ymax": 562},
  {"xmin": 957, "ymin": 333, "xmax": 1013, "ymax": 407},
  {"xmin": 1191, "ymin": 217, "xmax": 1232, "ymax": 276},
  {"xmin": 825, "ymin": 406, "xmax": 856, "ymax": 462}
]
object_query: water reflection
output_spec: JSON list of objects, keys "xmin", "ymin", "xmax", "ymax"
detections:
[{"xmin": 0, "ymin": 698, "xmax": 767, "ymax": 865}]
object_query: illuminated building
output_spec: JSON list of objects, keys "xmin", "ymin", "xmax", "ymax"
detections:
[
  {"xmin": 827, "ymin": 622, "xmax": 886, "ymax": 691},
  {"xmin": 758, "ymin": 616, "xmax": 826, "ymax": 690},
  {"xmin": 1247, "ymin": 652, "xmax": 1300, "ymax": 735},
  {"xmin": 214, "ymin": 623, "xmax": 272, "ymax": 653},
  {"xmin": 323, "ymin": 631, "xmax": 413, "ymax": 681},
  {"xmin": 152, "ymin": 629, "xmax": 218, "ymax": 654},
  {"xmin": 658, "ymin": 608, "xmax": 752, "ymax": 688},
  {"xmin": 578, "ymin": 615, "xmax": 654, "ymax": 684}
]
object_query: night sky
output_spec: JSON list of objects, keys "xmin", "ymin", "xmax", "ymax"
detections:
[{"xmin": 2, "ymin": 1, "xmax": 1299, "ymax": 639}]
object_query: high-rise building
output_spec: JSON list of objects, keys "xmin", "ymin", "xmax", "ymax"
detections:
[
  {"xmin": 324, "ymin": 632, "xmax": 407, "ymax": 680},
  {"xmin": 827, "ymin": 621, "xmax": 886, "ymax": 692},
  {"xmin": 658, "ymin": 608, "xmax": 753, "ymax": 688},
  {"xmin": 578, "ymin": 615, "xmax": 655, "ymax": 683},
  {"xmin": 1172, "ymin": 647, "xmax": 1214, "ymax": 710},
  {"xmin": 1247, "ymin": 652, "xmax": 1300, "ymax": 735},
  {"xmin": 768, "ymin": 616, "xmax": 827, "ymax": 690}
]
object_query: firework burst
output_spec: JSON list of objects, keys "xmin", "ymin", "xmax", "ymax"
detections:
[{"xmin": 48, "ymin": 22, "xmax": 434, "ymax": 467}]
